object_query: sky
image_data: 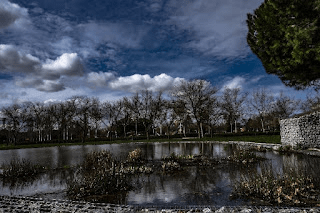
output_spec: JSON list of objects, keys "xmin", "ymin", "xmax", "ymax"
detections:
[{"xmin": 0, "ymin": 0, "xmax": 316, "ymax": 108}]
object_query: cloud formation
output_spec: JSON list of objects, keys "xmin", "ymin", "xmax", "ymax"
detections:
[
  {"xmin": 166, "ymin": 0, "xmax": 263, "ymax": 59},
  {"xmin": 42, "ymin": 53, "xmax": 84, "ymax": 77},
  {"xmin": 87, "ymin": 72, "xmax": 184, "ymax": 92},
  {"xmin": 0, "ymin": 44, "xmax": 84, "ymax": 92},
  {"xmin": 0, "ymin": 44, "xmax": 40, "ymax": 74},
  {"xmin": 223, "ymin": 76, "xmax": 246, "ymax": 89},
  {"xmin": 0, "ymin": 0, "xmax": 27, "ymax": 29}
]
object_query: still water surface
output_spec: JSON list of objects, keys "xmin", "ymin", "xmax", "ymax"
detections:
[{"xmin": 0, "ymin": 142, "xmax": 319, "ymax": 206}]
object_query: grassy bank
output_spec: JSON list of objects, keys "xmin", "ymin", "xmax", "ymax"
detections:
[{"xmin": 0, "ymin": 134, "xmax": 281, "ymax": 150}]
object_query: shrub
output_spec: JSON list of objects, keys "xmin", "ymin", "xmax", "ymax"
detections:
[
  {"xmin": 232, "ymin": 170, "xmax": 320, "ymax": 206},
  {"xmin": 67, "ymin": 150, "xmax": 131, "ymax": 201},
  {"xmin": 1, "ymin": 158, "xmax": 44, "ymax": 179},
  {"xmin": 127, "ymin": 148, "xmax": 143, "ymax": 163}
]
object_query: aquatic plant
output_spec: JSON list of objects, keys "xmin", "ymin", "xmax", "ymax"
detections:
[
  {"xmin": 232, "ymin": 170, "xmax": 320, "ymax": 206},
  {"xmin": 162, "ymin": 160, "xmax": 181, "ymax": 172},
  {"xmin": 0, "ymin": 158, "xmax": 44, "ymax": 179},
  {"xmin": 227, "ymin": 151, "xmax": 265, "ymax": 164},
  {"xmin": 127, "ymin": 148, "xmax": 143, "ymax": 163},
  {"xmin": 67, "ymin": 149, "xmax": 155, "ymax": 201},
  {"xmin": 67, "ymin": 150, "xmax": 131, "ymax": 200}
]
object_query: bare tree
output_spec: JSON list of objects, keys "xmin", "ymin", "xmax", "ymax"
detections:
[
  {"xmin": 117, "ymin": 97, "xmax": 132, "ymax": 138},
  {"xmin": 301, "ymin": 91, "xmax": 320, "ymax": 113},
  {"xmin": 207, "ymin": 100, "xmax": 223, "ymax": 137},
  {"xmin": 72, "ymin": 96, "xmax": 92, "ymax": 143},
  {"xmin": 219, "ymin": 88, "xmax": 247, "ymax": 133},
  {"xmin": 157, "ymin": 100, "xmax": 176, "ymax": 138},
  {"xmin": 2, "ymin": 104, "xmax": 24, "ymax": 144},
  {"xmin": 249, "ymin": 88, "xmax": 274, "ymax": 132},
  {"xmin": 272, "ymin": 92, "xmax": 299, "ymax": 119},
  {"xmin": 88, "ymin": 98, "xmax": 103, "ymax": 138},
  {"xmin": 102, "ymin": 100, "xmax": 122, "ymax": 140},
  {"xmin": 128, "ymin": 93, "xmax": 141, "ymax": 137},
  {"xmin": 172, "ymin": 80, "xmax": 217, "ymax": 138},
  {"xmin": 139, "ymin": 90, "xmax": 164, "ymax": 140}
]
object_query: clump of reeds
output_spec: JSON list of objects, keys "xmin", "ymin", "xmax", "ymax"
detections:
[
  {"xmin": 1, "ymin": 158, "xmax": 44, "ymax": 179},
  {"xmin": 67, "ymin": 150, "xmax": 131, "ymax": 201},
  {"xmin": 227, "ymin": 151, "xmax": 265, "ymax": 164},
  {"xmin": 161, "ymin": 161, "xmax": 181, "ymax": 172},
  {"xmin": 127, "ymin": 148, "xmax": 143, "ymax": 163},
  {"xmin": 67, "ymin": 149, "xmax": 154, "ymax": 201},
  {"xmin": 232, "ymin": 170, "xmax": 320, "ymax": 206}
]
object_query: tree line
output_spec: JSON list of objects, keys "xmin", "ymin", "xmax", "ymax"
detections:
[{"xmin": 0, "ymin": 79, "xmax": 319, "ymax": 145}]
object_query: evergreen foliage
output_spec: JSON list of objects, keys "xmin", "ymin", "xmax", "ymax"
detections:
[{"xmin": 247, "ymin": 0, "xmax": 320, "ymax": 89}]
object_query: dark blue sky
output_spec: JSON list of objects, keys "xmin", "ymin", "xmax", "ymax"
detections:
[{"xmin": 0, "ymin": 0, "xmax": 313, "ymax": 107}]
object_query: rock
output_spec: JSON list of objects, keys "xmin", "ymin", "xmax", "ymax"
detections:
[
  {"xmin": 215, "ymin": 207, "xmax": 227, "ymax": 213},
  {"xmin": 203, "ymin": 208, "xmax": 212, "ymax": 213},
  {"xmin": 240, "ymin": 208, "xmax": 252, "ymax": 213}
]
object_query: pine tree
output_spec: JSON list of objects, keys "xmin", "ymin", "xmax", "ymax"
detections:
[{"xmin": 247, "ymin": 0, "xmax": 320, "ymax": 89}]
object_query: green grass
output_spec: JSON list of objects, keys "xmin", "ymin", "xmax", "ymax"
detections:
[{"xmin": 0, "ymin": 134, "xmax": 280, "ymax": 150}]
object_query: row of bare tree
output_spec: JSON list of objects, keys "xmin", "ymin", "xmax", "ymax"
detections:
[{"xmin": 1, "ymin": 79, "xmax": 319, "ymax": 144}]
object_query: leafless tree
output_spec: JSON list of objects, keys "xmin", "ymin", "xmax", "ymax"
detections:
[
  {"xmin": 220, "ymin": 88, "xmax": 247, "ymax": 133},
  {"xmin": 172, "ymin": 79, "xmax": 218, "ymax": 138},
  {"xmin": 2, "ymin": 104, "xmax": 24, "ymax": 144},
  {"xmin": 128, "ymin": 93, "xmax": 141, "ymax": 136},
  {"xmin": 139, "ymin": 90, "xmax": 164, "ymax": 140},
  {"xmin": 272, "ymin": 92, "xmax": 300, "ymax": 119},
  {"xmin": 207, "ymin": 100, "xmax": 223, "ymax": 137},
  {"xmin": 301, "ymin": 91, "xmax": 320, "ymax": 113},
  {"xmin": 88, "ymin": 98, "xmax": 103, "ymax": 138},
  {"xmin": 118, "ymin": 97, "xmax": 132, "ymax": 138},
  {"xmin": 157, "ymin": 99, "xmax": 176, "ymax": 138},
  {"xmin": 72, "ymin": 96, "xmax": 92, "ymax": 142},
  {"xmin": 249, "ymin": 88, "xmax": 274, "ymax": 132},
  {"xmin": 102, "ymin": 100, "xmax": 122, "ymax": 140}
]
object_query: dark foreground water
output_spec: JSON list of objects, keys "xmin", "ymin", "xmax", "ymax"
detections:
[{"xmin": 0, "ymin": 142, "xmax": 320, "ymax": 206}]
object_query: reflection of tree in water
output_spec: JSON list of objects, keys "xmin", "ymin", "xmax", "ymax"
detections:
[
  {"xmin": 183, "ymin": 166, "xmax": 218, "ymax": 204},
  {"xmin": 1, "ymin": 168, "xmax": 75, "ymax": 196},
  {"xmin": 282, "ymin": 154, "xmax": 320, "ymax": 187}
]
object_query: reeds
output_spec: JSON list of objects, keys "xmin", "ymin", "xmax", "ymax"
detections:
[
  {"xmin": 1, "ymin": 158, "xmax": 44, "ymax": 179},
  {"xmin": 232, "ymin": 170, "xmax": 320, "ymax": 206}
]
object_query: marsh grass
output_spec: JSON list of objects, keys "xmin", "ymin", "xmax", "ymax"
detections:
[
  {"xmin": 227, "ymin": 151, "xmax": 265, "ymax": 164},
  {"xmin": 1, "ymin": 158, "xmax": 45, "ymax": 181},
  {"xmin": 232, "ymin": 169, "xmax": 320, "ymax": 206},
  {"xmin": 67, "ymin": 149, "xmax": 154, "ymax": 201}
]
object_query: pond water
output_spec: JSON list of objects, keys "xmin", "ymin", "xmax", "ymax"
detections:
[{"xmin": 1, "ymin": 142, "xmax": 320, "ymax": 206}]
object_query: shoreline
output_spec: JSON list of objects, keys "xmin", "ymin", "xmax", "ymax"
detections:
[{"xmin": 1, "ymin": 195, "xmax": 320, "ymax": 212}]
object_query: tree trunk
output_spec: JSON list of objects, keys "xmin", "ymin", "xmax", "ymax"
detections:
[
  {"xmin": 135, "ymin": 119, "xmax": 138, "ymax": 136},
  {"xmin": 261, "ymin": 118, "xmax": 265, "ymax": 132}
]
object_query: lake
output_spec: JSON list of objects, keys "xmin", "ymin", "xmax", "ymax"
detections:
[{"xmin": 1, "ymin": 142, "xmax": 320, "ymax": 206}]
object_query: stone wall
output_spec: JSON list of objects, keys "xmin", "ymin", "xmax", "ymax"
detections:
[{"xmin": 280, "ymin": 111, "xmax": 320, "ymax": 149}]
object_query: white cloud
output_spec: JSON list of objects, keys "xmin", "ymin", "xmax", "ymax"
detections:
[
  {"xmin": 166, "ymin": 0, "xmax": 264, "ymax": 59},
  {"xmin": 42, "ymin": 53, "xmax": 84, "ymax": 77},
  {"xmin": 0, "ymin": 45, "xmax": 84, "ymax": 92},
  {"xmin": 223, "ymin": 76, "xmax": 246, "ymax": 89},
  {"xmin": 110, "ymin": 73, "xmax": 184, "ymax": 92},
  {"xmin": 87, "ymin": 72, "xmax": 116, "ymax": 87},
  {"xmin": 0, "ymin": 0, "xmax": 28, "ymax": 29},
  {"xmin": 87, "ymin": 72, "xmax": 184, "ymax": 92}
]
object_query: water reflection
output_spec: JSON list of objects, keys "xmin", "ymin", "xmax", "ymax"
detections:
[{"xmin": 0, "ymin": 142, "xmax": 320, "ymax": 206}]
